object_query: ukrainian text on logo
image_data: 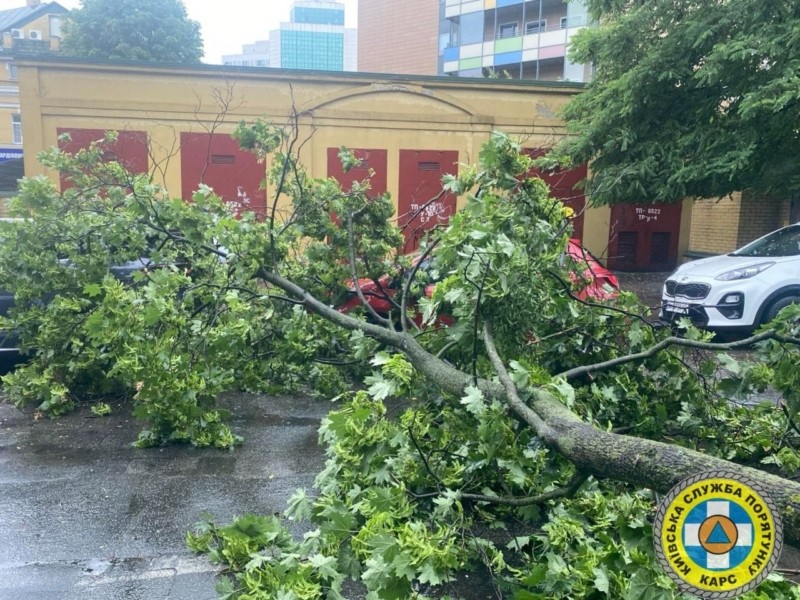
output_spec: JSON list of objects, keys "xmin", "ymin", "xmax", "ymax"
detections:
[{"xmin": 653, "ymin": 471, "xmax": 782, "ymax": 598}]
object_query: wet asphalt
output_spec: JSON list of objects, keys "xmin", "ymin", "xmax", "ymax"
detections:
[
  {"xmin": 613, "ymin": 270, "xmax": 668, "ymax": 314},
  {"xmin": 2, "ymin": 271, "xmax": 797, "ymax": 599},
  {"xmin": 0, "ymin": 392, "xmax": 330, "ymax": 599}
]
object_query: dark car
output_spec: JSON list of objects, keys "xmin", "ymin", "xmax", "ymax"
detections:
[
  {"xmin": 0, "ymin": 217, "xmax": 192, "ymax": 359},
  {"xmin": 0, "ymin": 286, "xmax": 19, "ymax": 356}
]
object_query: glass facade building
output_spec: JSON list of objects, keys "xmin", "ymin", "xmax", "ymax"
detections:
[
  {"xmin": 441, "ymin": 0, "xmax": 591, "ymax": 81},
  {"xmin": 281, "ymin": 30, "xmax": 345, "ymax": 71},
  {"xmin": 222, "ymin": 1, "xmax": 356, "ymax": 72},
  {"xmin": 292, "ymin": 5, "xmax": 345, "ymax": 25}
]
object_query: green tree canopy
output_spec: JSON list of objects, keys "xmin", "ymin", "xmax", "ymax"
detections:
[
  {"xmin": 3, "ymin": 129, "xmax": 800, "ymax": 597},
  {"xmin": 61, "ymin": 0, "xmax": 203, "ymax": 64},
  {"xmin": 561, "ymin": 0, "xmax": 800, "ymax": 204}
]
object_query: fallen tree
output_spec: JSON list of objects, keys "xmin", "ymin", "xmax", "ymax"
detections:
[{"xmin": 2, "ymin": 128, "xmax": 800, "ymax": 598}]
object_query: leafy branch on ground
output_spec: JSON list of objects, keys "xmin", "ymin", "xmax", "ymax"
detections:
[{"xmin": 3, "ymin": 128, "xmax": 800, "ymax": 598}]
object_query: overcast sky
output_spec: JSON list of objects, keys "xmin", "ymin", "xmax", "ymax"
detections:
[{"xmin": 0, "ymin": 0, "xmax": 358, "ymax": 63}]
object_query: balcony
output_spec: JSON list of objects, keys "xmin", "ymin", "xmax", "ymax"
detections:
[
  {"xmin": 12, "ymin": 39, "xmax": 51, "ymax": 54},
  {"xmin": 443, "ymin": 15, "xmax": 588, "ymax": 71}
]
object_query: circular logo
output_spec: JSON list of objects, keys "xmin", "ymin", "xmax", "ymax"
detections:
[{"xmin": 653, "ymin": 470, "xmax": 782, "ymax": 598}]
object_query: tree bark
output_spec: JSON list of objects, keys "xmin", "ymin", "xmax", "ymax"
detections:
[{"xmin": 259, "ymin": 268, "xmax": 800, "ymax": 545}]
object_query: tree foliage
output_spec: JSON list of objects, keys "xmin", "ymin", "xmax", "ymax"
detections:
[
  {"xmin": 560, "ymin": 0, "xmax": 800, "ymax": 204},
  {"xmin": 61, "ymin": 0, "xmax": 203, "ymax": 64},
  {"xmin": 3, "ymin": 128, "xmax": 800, "ymax": 597}
]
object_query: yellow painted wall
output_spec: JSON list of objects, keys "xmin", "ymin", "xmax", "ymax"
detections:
[
  {"xmin": 15, "ymin": 56, "xmax": 672, "ymax": 266},
  {"xmin": 0, "ymin": 8, "xmax": 65, "ymax": 154},
  {"xmin": 18, "ymin": 58, "xmax": 576, "ymax": 196},
  {"xmin": 678, "ymin": 198, "xmax": 693, "ymax": 263},
  {"xmin": 581, "ymin": 203, "xmax": 610, "ymax": 261}
]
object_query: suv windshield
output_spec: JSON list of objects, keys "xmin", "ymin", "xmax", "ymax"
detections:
[{"xmin": 733, "ymin": 225, "xmax": 800, "ymax": 257}]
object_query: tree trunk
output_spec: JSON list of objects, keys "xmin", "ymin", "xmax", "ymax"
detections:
[{"xmin": 261, "ymin": 268, "xmax": 800, "ymax": 545}]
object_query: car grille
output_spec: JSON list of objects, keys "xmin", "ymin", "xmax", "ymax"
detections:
[
  {"xmin": 664, "ymin": 281, "xmax": 711, "ymax": 299},
  {"xmin": 661, "ymin": 305, "xmax": 709, "ymax": 326}
]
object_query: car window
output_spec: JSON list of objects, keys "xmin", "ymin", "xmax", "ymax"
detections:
[{"xmin": 734, "ymin": 225, "xmax": 800, "ymax": 257}]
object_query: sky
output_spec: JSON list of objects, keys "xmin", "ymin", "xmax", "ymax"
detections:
[{"xmin": 0, "ymin": 0, "xmax": 358, "ymax": 63}]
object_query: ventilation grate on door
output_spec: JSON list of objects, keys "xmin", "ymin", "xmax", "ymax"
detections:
[
  {"xmin": 616, "ymin": 231, "xmax": 637, "ymax": 266},
  {"xmin": 650, "ymin": 232, "xmax": 671, "ymax": 265}
]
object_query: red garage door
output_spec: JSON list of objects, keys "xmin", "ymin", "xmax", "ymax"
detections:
[
  {"xmin": 608, "ymin": 203, "xmax": 682, "ymax": 271},
  {"xmin": 180, "ymin": 133, "xmax": 266, "ymax": 217},
  {"xmin": 57, "ymin": 128, "xmax": 149, "ymax": 189},
  {"xmin": 398, "ymin": 150, "xmax": 458, "ymax": 253},
  {"xmin": 524, "ymin": 149, "xmax": 586, "ymax": 240},
  {"xmin": 327, "ymin": 148, "xmax": 387, "ymax": 197}
]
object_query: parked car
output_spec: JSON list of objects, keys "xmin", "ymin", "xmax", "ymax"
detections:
[
  {"xmin": 660, "ymin": 223, "xmax": 800, "ymax": 332},
  {"xmin": 337, "ymin": 239, "xmax": 619, "ymax": 319},
  {"xmin": 0, "ymin": 219, "xmax": 200, "ymax": 359},
  {"xmin": 0, "ymin": 286, "xmax": 18, "ymax": 357}
]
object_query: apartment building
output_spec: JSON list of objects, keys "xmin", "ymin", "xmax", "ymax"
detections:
[
  {"xmin": 441, "ymin": 0, "xmax": 591, "ymax": 81},
  {"xmin": 0, "ymin": 0, "xmax": 67, "ymax": 197},
  {"xmin": 357, "ymin": 0, "xmax": 589, "ymax": 81}
]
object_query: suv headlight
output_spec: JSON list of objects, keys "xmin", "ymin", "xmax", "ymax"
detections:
[{"xmin": 715, "ymin": 262, "xmax": 775, "ymax": 281}]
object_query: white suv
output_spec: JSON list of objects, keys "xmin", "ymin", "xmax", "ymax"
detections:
[{"xmin": 661, "ymin": 223, "xmax": 800, "ymax": 332}]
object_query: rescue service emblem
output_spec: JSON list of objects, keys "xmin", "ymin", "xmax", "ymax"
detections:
[{"xmin": 653, "ymin": 471, "xmax": 782, "ymax": 598}]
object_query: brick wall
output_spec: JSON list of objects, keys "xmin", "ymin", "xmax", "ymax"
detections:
[
  {"xmin": 688, "ymin": 195, "xmax": 742, "ymax": 255},
  {"xmin": 737, "ymin": 191, "xmax": 786, "ymax": 247},
  {"xmin": 358, "ymin": 0, "xmax": 439, "ymax": 75},
  {"xmin": 689, "ymin": 193, "xmax": 790, "ymax": 255}
]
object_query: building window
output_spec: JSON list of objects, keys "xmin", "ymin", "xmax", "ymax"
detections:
[
  {"xmin": 526, "ymin": 20, "xmax": 547, "ymax": 34},
  {"xmin": 560, "ymin": 17, "xmax": 568, "ymax": 29},
  {"xmin": 11, "ymin": 113, "xmax": 22, "ymax": 144},
  {"xmin": 7, "ymin": 63, "xmax": 17, "ymax": 80},
  {"xmin": 449, "ymin": 20, "xmax": 460, "ymax": 46},
  {"xmin": 459, "ymin": 12, "xmax": 483, "ymax": 45},
  {"xmin": 499, "ymin": 22, "xmax": 518, "ymax": 38},
  {"xmin": 50, "ymin": 15, "xmax": 61, "ymax": 37}
]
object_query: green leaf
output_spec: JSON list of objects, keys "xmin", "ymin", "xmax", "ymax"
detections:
[
  {"xmin": 83, "ymin": 283, "xmax": 102, "ymax": 297},
  {"xmin": 308, "ymin": 553, "xmax": 340, "ymax": 581},
  {"xmin": 460, "ymin": 385, "xmax": 486, "ymax": 417},
  {"xmin": 418, "ymin": 562, "xmax": 450, "ymax": 586},
  {"xmin": 593, "ymin": 566, "xmax": 610, "ymax": 594},
  {"xmin": 546, "ymin": 552, "xmax": 567, "ymax": 576},
  {"xmin": 284, "ymin": 488, "xmax": 312, "ymax": 522},
  {"xmin": 365, "ymin": 373, "xmax": 397, "ymax": 401},
  {"xmin": 623, "ymin": 570, "xmax": 665, "ymax": 600}
]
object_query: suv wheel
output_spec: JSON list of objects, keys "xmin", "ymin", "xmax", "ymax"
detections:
[{"xmin": 762, "ymin": 295, "xmax": 800, "ymax": 324}]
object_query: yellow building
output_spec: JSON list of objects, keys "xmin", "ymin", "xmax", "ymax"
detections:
[
  {"xmin": 0, "ymin": 1, "xmax": 67, "ymax": 196},
  {"xmin": 16, "ymin": 54, "xmax": 695, "ymax": 269}
]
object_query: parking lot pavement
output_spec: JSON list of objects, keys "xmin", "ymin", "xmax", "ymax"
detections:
[
  {"xmin": 0, "ymin": 393, "xmax": 330, "ymax": 600},
  {"xmin": 2, "ymin": 328, "xmax": 797, "ymax": 598},
  {"xmin": 613, "ymin": 270, "xmax": 667, "ymax": 313}
]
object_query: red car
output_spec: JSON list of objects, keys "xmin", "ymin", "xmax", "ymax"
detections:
[
  {"xmin": 565, "ymin": 239, "xmax": 620, "ymax": 301},
  {"xmin": 338, "ymin": 239, "xmax": 618, "ymax": 318}
]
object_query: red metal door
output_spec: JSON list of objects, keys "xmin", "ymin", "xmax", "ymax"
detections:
[
  {"xmin": 607, "ymin": 203, "xmax": 682, "ymax": 271},
  {"xmin": 327, "ymin": 148, "xmax": 387, "ymax": 196},
  {"xmin": 180, "ymin": 133, "xmax": 266, "ymax": 217},
  {"xmin": 524, "ymin": 149, "xmax": 586, "ymax": 241},
  {"xmin": 57, "ymin": 128, "xmax": 149, "ymax": 189},
  {"xmin": 398, "ymin": 150, "xmax": 458, "ymax": 253}
]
